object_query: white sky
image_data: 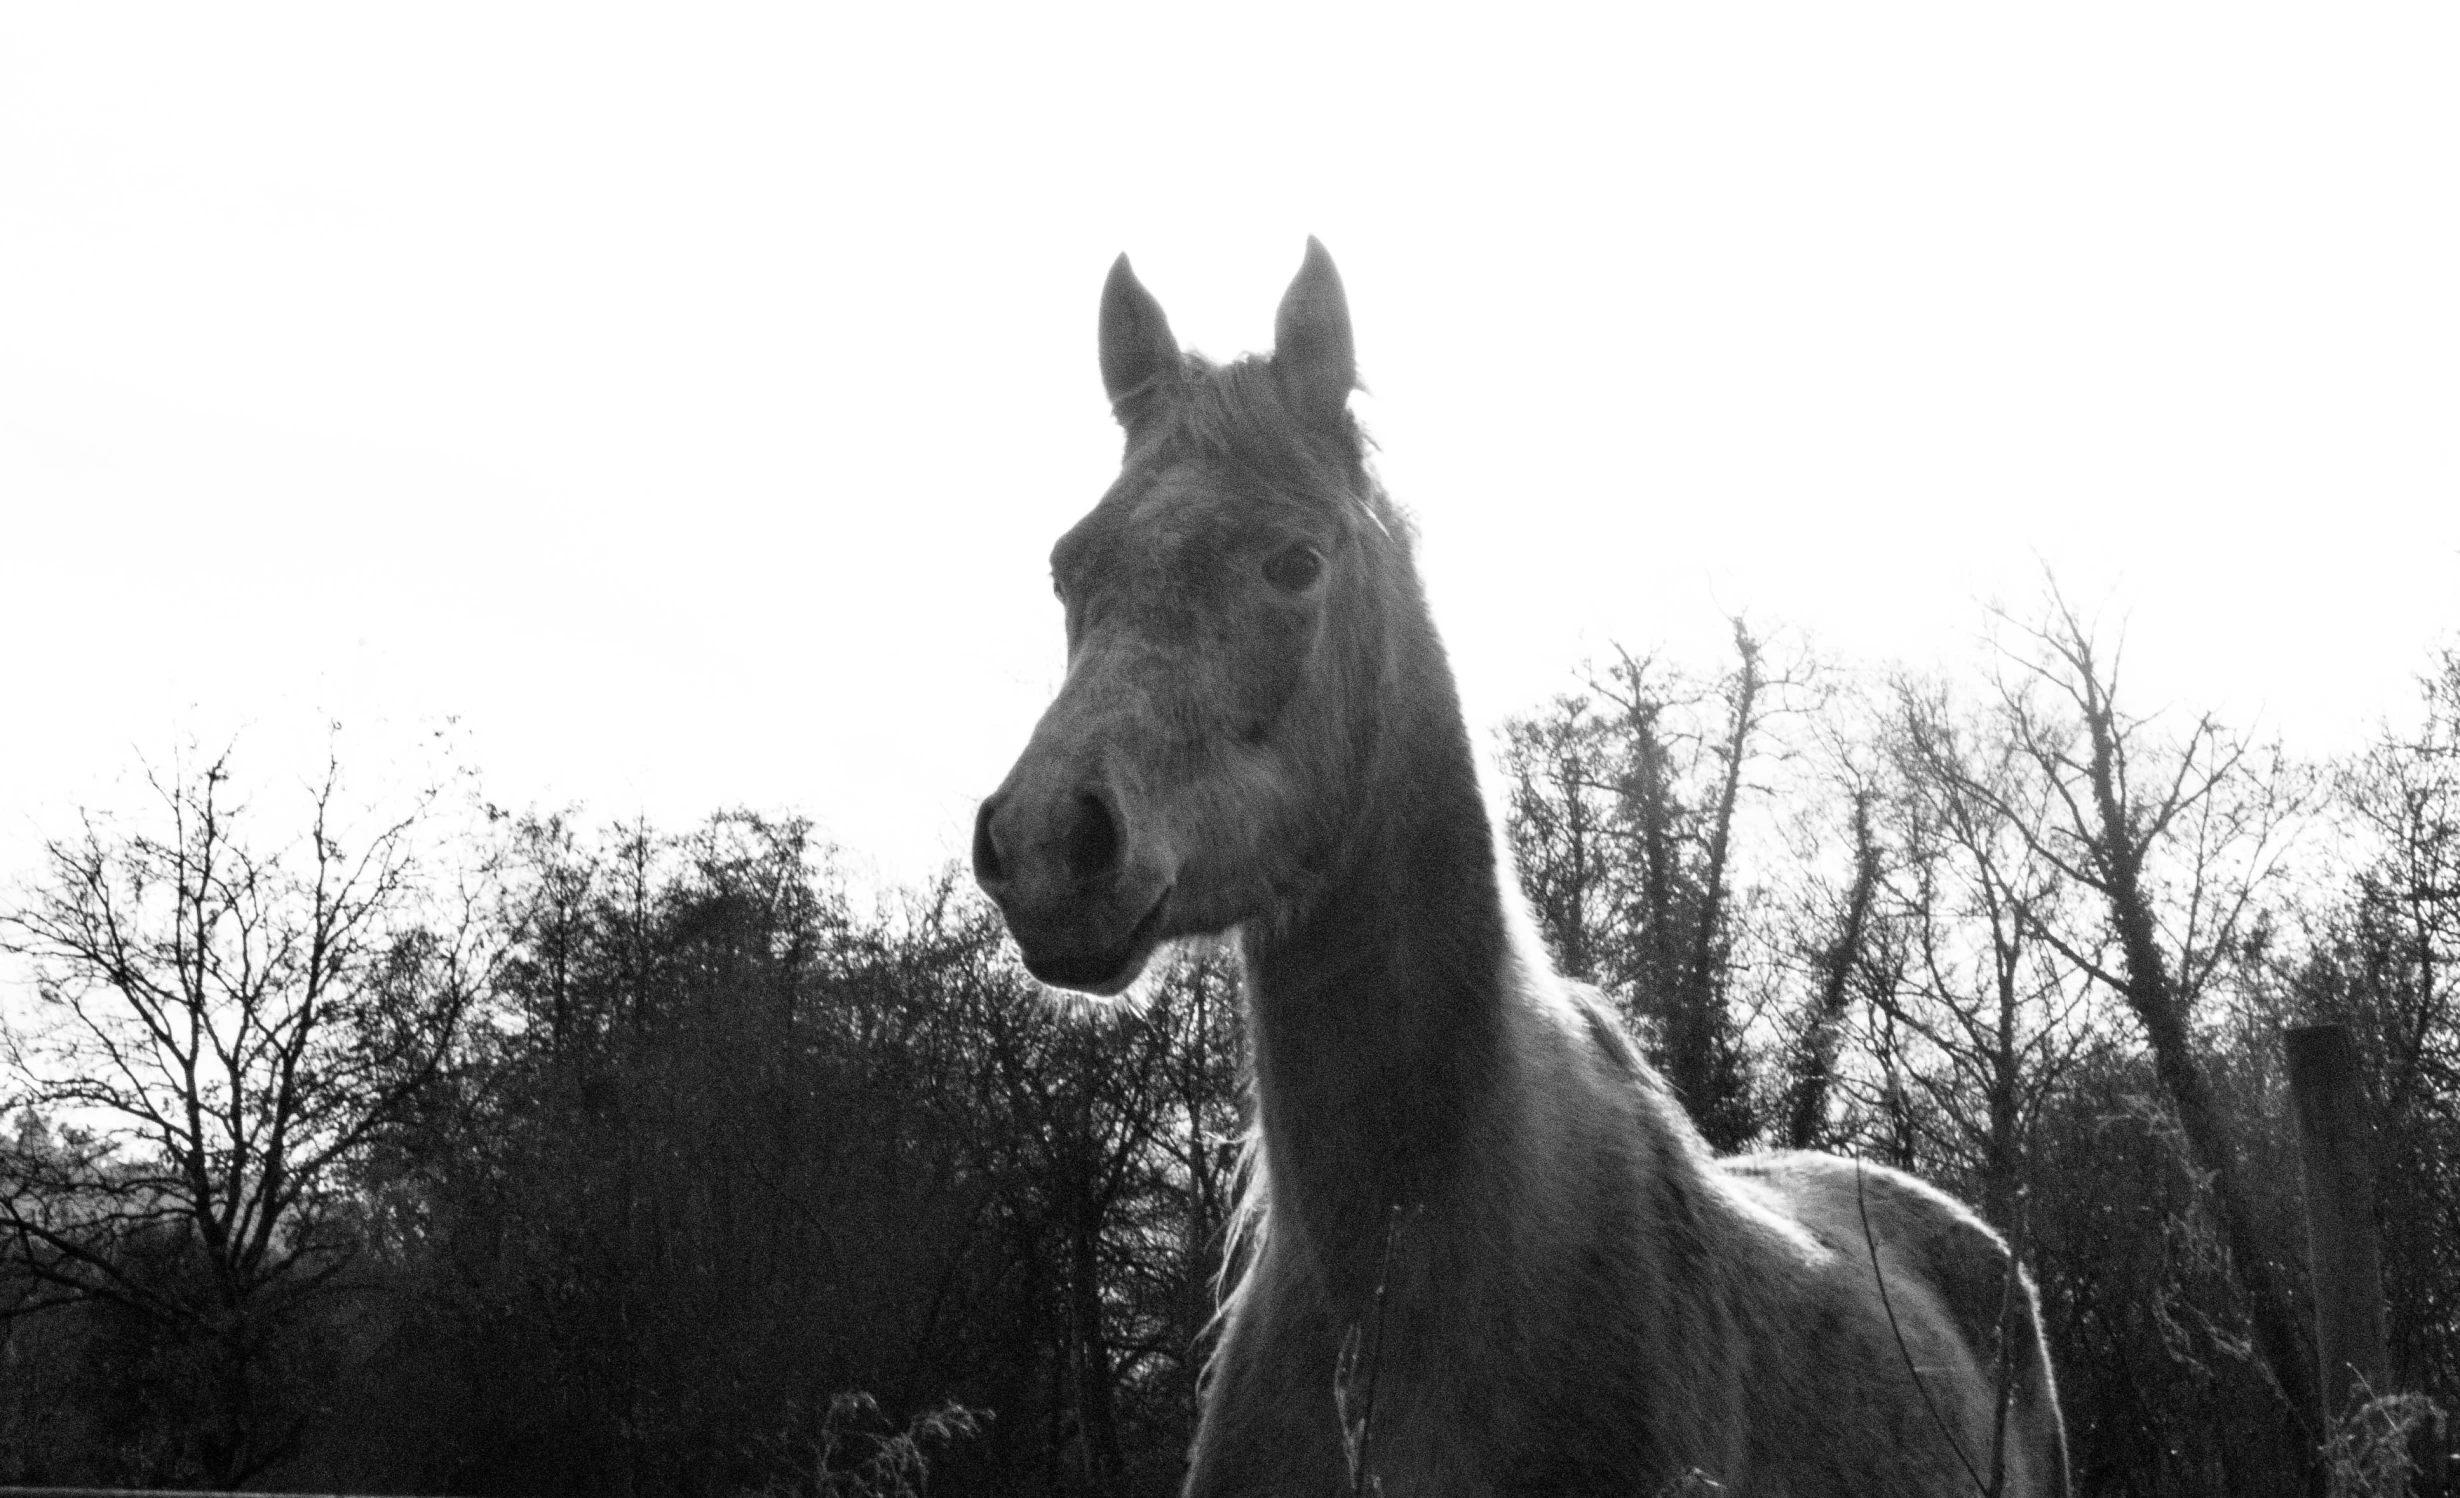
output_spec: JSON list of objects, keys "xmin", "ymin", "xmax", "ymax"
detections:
[{"xmin": 4, "ymin": 6, "xmax": 2455, "ymax": 894}]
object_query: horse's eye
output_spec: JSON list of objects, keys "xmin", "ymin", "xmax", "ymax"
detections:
[{"xmin": 1262, "ymin": 544, "xmax": 1325, "ymax": 594}]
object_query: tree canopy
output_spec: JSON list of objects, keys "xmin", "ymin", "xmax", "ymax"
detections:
[{"xmin": 5, "ymin": 606, "xmax": 2456, "ymax": 1497}]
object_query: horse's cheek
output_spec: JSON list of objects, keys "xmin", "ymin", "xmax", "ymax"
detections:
[{"xmin": 1217, "ymin": 604, "xmax": 1317, "ymax": 739}]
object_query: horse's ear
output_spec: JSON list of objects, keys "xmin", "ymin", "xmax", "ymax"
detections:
[
  {"xmin": 1099, "ymin": 254, "xmax": 1180, "ymax": 426},
  {"xmin": 1272, "ymin": 237, "xmax": 1355, "ymax": 430}
]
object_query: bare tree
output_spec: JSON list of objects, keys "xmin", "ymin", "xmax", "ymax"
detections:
[
  {"xmin": 1973, "ymin": 588, "xmax": 2320, "ymax": 1445},
  {"xmin": 2327, "ymin": 649, "xmax": 2460, "ymax": 1115},
  {"xmin": 1780, "ymin": 774, "xmax": 1883, "ymax": 1151},
  {"xmin": 2298, "ymin": 649, "xmax": 2460, "ymax": 1413},
  {"xmin": 1, "ymin": 749, "xmax": 488, "ymax": 1484},
  {"xmin": 1499, "ymin": 623, "xmax": 1815, "ymax": 1150},
  {"xmin": 1500, "ymin": 696, "xmax": 1621, "ymax": 986},
  {"xmin": 1873, "ymin": 675, "xmax": 2096, "ymax": 1230},
  {"xmin": 1597, "ymin": 624, "xmax": 1809, "ymax": 1148},
  {"xmin": 1150, "ymin": 947, "xmax": 1247, "ymax": 1424}
]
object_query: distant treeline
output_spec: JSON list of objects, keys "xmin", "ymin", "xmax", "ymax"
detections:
[{"xmin": 3, "ymin": 600, "xmax": 2454, "ymax": 1497}]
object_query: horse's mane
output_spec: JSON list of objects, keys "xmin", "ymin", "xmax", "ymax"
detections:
[{"xmin": 1209, "ymin": 1113, "xmax": 1268, "ymax": 1326}]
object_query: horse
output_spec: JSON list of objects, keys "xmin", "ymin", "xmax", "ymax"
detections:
[{"xmin": 972, "ymin": 241, "xmax": 2068, "ymax": 1497}]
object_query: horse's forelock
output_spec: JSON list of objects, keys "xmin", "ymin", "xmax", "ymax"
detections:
[{"xmin": 1144, "ymin": 355, "xmax": 1373, "ymax": 516}]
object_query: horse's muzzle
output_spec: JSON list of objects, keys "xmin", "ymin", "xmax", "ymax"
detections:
[{"xmin": 973, "ymin": 786, "xmax": 1172, "ymax": 995}]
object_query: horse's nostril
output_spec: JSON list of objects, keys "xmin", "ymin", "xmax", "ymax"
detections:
[
  {"xmin": 971, "ymin": 796, "xmax": 1007, "ymax": 887},
  {"xmin": 1062, "ymin": 791, "xmax": 1122, "ymax": 883}
]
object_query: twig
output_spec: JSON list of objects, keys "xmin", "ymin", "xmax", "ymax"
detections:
[
  {"xmin": 1855, "ymin": 1157, "xmax": 1989, "ymax": 1497},
  {"xmin": 1985, "ymin": 1187, "xmax": 2029, "ymax": 1498},
  {"xmin": 1335, "ymin": 1203, "xmax": 1405, "ymax": 1495}
]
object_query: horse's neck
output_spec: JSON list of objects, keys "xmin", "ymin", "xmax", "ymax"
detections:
[{"xmin": 1240, "ymin": 620, "xmax": 1521, "ymax": 1294}]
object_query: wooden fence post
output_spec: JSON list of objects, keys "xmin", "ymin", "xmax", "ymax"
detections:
[
  {"xmin": 2285, "ymin": 1024, "xmax": 2452, "ymax": 1494},
  {"xmin": 2285, "ymin": 1023, "xmax": 2391, "ymax": 1426}
]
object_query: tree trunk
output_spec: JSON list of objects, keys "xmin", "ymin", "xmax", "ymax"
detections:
[
  {"xmin": 1068, "ymin": 1181, "xmax": 1127, "ymax": 1496},
  {"xmin": 1680, "ymin": 624, "xmax": 1760, "ymax": 1150},
  {"xmin": 1786, "ymin": 789, "xmax": 1877, "ymax": 1150},
  {"xmin": 2078, "ymin": 697, "xmax": 2321, "ymax": 1446},
  {"xmin": 1629, "ymin": 705, "xmax": 1679, "ymax": 1041}
]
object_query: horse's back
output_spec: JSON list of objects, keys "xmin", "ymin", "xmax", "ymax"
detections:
[
  {"xmin": 1726, "ymin": 1154, "xmax": 2015, "ymax": 1355},
  {"xmin": 1721, "ymin": 1151, "xmax": 2070, "ymax": 1497}
]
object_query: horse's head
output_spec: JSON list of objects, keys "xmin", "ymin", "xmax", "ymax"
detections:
[{"xmin": 973, "ymin": 240, "xmax": 1405, "ymax": 995}]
